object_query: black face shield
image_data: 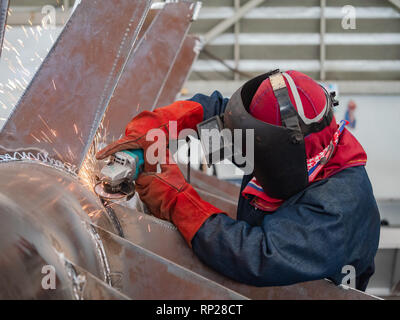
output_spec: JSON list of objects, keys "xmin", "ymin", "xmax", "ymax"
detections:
[{"xmin": 197, "ymin": 69, "xmax": 338, "ymax": 200}]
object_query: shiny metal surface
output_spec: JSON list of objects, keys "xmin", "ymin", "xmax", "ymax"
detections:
[
  {"xmin": 0, "ymin": 162, "xmax": 109, "ymax": 277},
  {"xmin": 0, "ymin": 0, "xmax": 378, "ymax": 300},
  {"xmin": 156, "ymin": 35, "xmax": 201, "ymax": 107},
  {"xmin": 137, "ymin": 8, "xmax": 159, "ymax": 40},
  {"xmin": 67, "ymin": 262, "xmax": 130, "ymax": 300},
  {"xmin": 0, "ymin": 0, "xmax": 8, "ymax": 58},
  {"xmin": 0, "ymin": 0, "xmax": 150, "ymax": 170},
  {"xmin": 179, "ymin": 163, "xmax": 241, "ymax": 201},
  {"xmin": 98, "ymin": 2, "xmax": 195, "ymax": 147},
  {"xmin": 196, "ymin": 188, "xmax": 238, "ymax": 219},
  {"xmin": 92, "ymin": 224, "xmax": 247, "ymax": 300},
  {"xmin": 0, "ymin": 205, "xmax": 75, "ymax": 299},
  {"xmin": 0, "ymin": 160, "xmax": 245, "ymax": 300},
  {"xmin": 0, "ymin": 161, "xmax": 116, "ymax": 299},
  {"xmin": 109, "ymin": 203, "xmax": 377, "ymax": 300},
  {"xmin": 0, "ymin": 176, "xmax": 126, "ymax": 300}
]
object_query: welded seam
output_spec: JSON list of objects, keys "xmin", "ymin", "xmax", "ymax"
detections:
[
  {"xmin": 102, "ymin": 201, "xmax": 125, "ymax": 238},
  {"xmin": 151, "ymin": 4, "xmax": 195, "ymax": 110},
  {"xmin": 64, "ymin": 260, "xmax": 87, "ymax": 300},
  {"xmin": 0, "ymin": 148, "xmax": 78, "ymax": 175},
  {"xmin": 138, "ymin": 211, "xmax": 178, "ymax": 231},
  {"xmin": 92, "ymin": 223, "xmax": 249, "ymax": 300},
  {"xmin": 86, "ymin": 222, "xmax": 112, "ymax": 286},
  {"xmin": 79, "ymin": 1, "xmax": 151, "ymax": 171}
]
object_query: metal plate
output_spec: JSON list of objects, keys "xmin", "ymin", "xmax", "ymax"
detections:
[
  {"xmin": 0, "ymin": 0, "xmax": 151, "ymax": 171},
  {"xmin": 156, "ymin": 35, "xmax": 201, "ymax": 107},
  {"xmin": 0, "ymin": 161, "xmax": 110, "ymax": 281},
  {"xmin": 105, "ymin": 203, "xmax": 377, "ymax": 300},
  {"xmin": 66, "ymin": 261, "xmax": 130, "ymax": 300},
  {"xmin": 97, "ymin": 2, "xmax": 195, "ymax": 148},
  {"xmin": 0, "ymin": 0, "xmax": 8, "ymax": 58},
  {"xmin": 92, "ymin": 224, "xmax": 247, "ymax": 300},
  {"xmin": 196, "ymin": 188, "xmax": 238, "ymax": 219},
  {"xmin": 179, "ymin": 163, "xmax": 241, "ymax": 201}
]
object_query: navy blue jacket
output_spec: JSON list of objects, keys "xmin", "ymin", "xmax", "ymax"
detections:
[{"xmin": 188, "ymin": 91, "xmax": 381, "ymax": 291}]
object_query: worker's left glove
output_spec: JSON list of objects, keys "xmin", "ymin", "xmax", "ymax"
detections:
[
  {"xmin": 95, "ymin": 100, "xmax": 203, "ymax": 162},
  {"xmin": 135, "ymin": 152, "xmax": 225, "ymax": 247}
]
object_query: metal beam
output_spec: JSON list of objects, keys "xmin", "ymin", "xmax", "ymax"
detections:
[
  {"xmin": 388, "ymin": 0, "xmax": 400, "ymax": 11},
  {"xmin": 203, "ymin": 0, "xmax": 265, "ymax": 45},
  {"xmin": 0, "ymin": 0, "xmax": 151, "ymax": 170},
  {"xmin": 96, "ymin": 2, "xmax": 196, "ymax": 149},
  {"xmin": 98, "ymin": 203, "xmax": 377, "ymax": 300},
  {"xmin": 157, "ymin": 35, "xmax": 201, "ymax": 107},
  {"xmin": 0, "ymin": 0, "xmax": 8, "ymax": 57}
]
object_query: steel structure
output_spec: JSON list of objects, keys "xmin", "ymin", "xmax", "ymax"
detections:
[
  {"xmin": 0, "ymin": 0, "xmax": 377, "ymax": 300},
  {"xmin": 0, "ymin": 0, "xmax": 8, "ymax": 57}
]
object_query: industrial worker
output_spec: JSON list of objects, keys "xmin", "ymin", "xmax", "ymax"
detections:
[{"xmin": 96, "ymin": 70, "xmax": 380, "ymax": 291}]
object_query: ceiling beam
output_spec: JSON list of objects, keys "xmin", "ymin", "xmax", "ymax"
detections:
[
  {"xmin": 6, "ymin": 7, "xmax": 70, "ymax": 25},
  {"xmin": 388, "ymin": 0, "xmax": 400, "ymax": 11},
  {"xmin": 202, "ymin": 0, "xmax": 265, "ymax": 45}
]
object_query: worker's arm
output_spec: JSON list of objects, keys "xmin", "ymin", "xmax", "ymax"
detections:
[
  {"xmin": 96, "ymin": 91, "xmax": 229, "ymax": 160},
  {"xmin": 191, "ymin": 207, "xmax": 345, "ymax": 287},
  {"xmin": 192, "ymin": 166, "xmax": 380, "ymax": 287},
  {"xmin": 136, "ymin": 156, "xmax": 348, "ymax": 286},
  {"xmin": 187, "ymin": 90, "xmax": 230, "ymax": 121}
]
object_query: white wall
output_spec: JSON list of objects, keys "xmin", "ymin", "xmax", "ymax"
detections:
[{"xmin": 335, "ymin": 95, "xmax": 400, "ymax": 199}]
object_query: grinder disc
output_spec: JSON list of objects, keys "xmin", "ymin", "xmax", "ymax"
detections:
[{"xmin": 94, "ymin": 182, "xmax": 127, "ymax": 200}]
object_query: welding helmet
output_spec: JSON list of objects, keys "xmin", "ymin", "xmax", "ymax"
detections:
[{"xmin": 197, "ymin": 69, "xmax": 338, "ymax": 199}]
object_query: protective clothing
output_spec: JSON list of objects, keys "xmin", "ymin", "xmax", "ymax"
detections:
[
  {"xmin": 238, "ymin": 70, "xmax": 367, "ymax": 210},
  {"xmin": 188, "ymin": 89, "xmax": 380, "ymax": 291},
  {"xmin": 135, "ymin": 151, "xmax": 225, "ymax": 246},
  {"xmin": 242, "ymin": 119, "xmax": 350, "ymax": 211},
  {"xmin": 98, "ymin": 70, "xmax": 380, "ymax": 291},
  {"xmin": 96, "ymin": 100, "xmax": 203, "ymax": 164},
  {"xmin": 96, "ymin": 100, "xmax": 225, "ymax": 245},
  {"xmin": 247, "ymin": 70, "xmax": 366, "ymax": 184},
  {"xmin": 223, "ymin": 70, "xmax": 330, "ymax": 199},
  {"xmin": 210, "ymin": 70, "xmax": 366, "ymax": 201}
]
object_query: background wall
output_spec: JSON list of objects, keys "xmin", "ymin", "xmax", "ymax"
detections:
[{"xmin": 335, "ymin": 95, "xmax": 400, "ymax": 200}]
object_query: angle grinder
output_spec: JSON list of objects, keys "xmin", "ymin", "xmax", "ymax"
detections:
[{"xmin": 94, "ymin": 149, "xmax": 144, "ymax": 201}]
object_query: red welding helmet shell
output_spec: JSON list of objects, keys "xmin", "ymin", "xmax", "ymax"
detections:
[{"xmin": 223, "ymin": 70, "xmax": 335, "ymax": 199}]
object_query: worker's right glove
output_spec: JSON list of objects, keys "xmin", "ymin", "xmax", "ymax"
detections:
[
  {"xmin": 135, "ymin": 151, "xmax": 225, "ymax": 247},
  {"xmin": 96, "ymin": 101, "xmax": 203, "ymax": 163}
]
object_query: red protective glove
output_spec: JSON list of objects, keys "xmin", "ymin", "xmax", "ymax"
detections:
[
  {"xmin": 135, "ymin": 152, "xmax": 225, "ymax": 247},
  {"xmin": 96, "ymin": 101, "xmax": 203, "ymax": 161}
]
